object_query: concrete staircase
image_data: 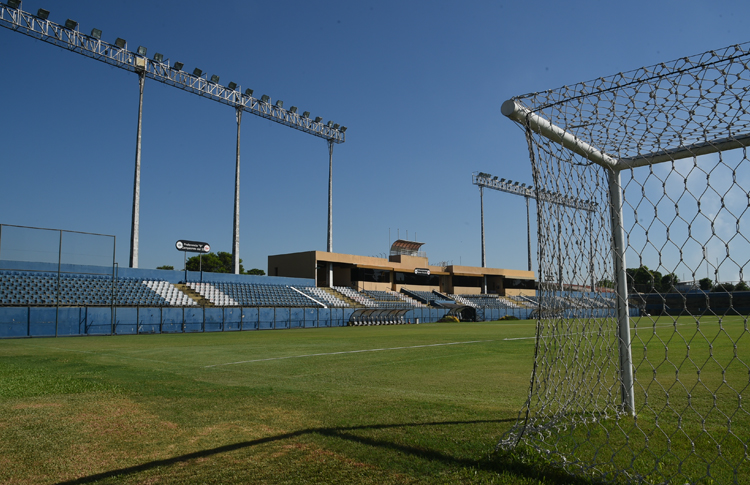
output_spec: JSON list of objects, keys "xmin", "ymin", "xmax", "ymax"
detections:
[
  {"xmin": 324, "ymin": 287, "xmax": 359, "ymax": 307},
  {"xmin": 175, "ymin": 283, "xmax": 214, "ymax": 307}
]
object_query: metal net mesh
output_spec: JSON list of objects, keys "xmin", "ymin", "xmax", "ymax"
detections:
[{"xmin": 500, "ymin": 43, "xmax": 750, "ymax": 484}]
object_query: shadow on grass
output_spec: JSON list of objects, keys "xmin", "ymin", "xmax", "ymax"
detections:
[{"xmin": 56, "ymin": 418, "xmax": 594, "ymax": 485}]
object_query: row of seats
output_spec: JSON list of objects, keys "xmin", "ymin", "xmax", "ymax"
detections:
[
  {"xmin": 334, "ymin": 286, "xmax": 378, "ymax": 307},
  {"xmin": 402, "ymin": 289, "xmax": 453, "ymax": 305},
  {"xmin": 458, "ymin": 294, "xmax": 519, "ymax": 309},
  {"xmin": 188, "ymin": 282, "xmax": 322, "ymax": 308},
  {"xmin": 359, "ymin": 289, "xmax": 418, "ymax": 309},
  {"xmin": 297, "ymin": 287, "xmax": 349, "ymax": 308},
  {"xmin": 0, "ymin": 271, "xmax": 186, "ymax": 306}
]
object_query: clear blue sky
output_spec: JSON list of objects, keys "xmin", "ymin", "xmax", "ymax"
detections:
[{"xmin": 1, "ymin": 0, "xmax": 747, "ymax": 274}]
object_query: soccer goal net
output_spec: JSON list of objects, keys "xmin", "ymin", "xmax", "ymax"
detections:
[{"xmin": 499, "ymin": 43, "xmax": 750, "ymax": 484}]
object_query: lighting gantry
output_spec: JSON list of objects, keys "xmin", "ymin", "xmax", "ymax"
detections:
[{"xmin": 0, "ymin": 2, "xmax": 347, "ymax": 143}]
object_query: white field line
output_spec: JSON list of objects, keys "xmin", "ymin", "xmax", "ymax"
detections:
[
  {"xmin": 204, "ymin": 340, "xmax": 495, "ymax": 368},
  {"xmin": 503, "ymin": 322, "xmax": 691, "ymax": 341}
]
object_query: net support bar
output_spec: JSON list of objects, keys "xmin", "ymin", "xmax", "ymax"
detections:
[
  {"xmin": 502, "ymin": 99, "xmax": 750, "ymax": 171},
  {"xmin": 501, "ymin": 99, "xmax": 619, "ymax": 170},
  {"xmin": 619, "ymin": 132, "xmax": 750, "ymax": 169}
]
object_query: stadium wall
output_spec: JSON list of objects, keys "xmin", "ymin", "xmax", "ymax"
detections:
[{"xmin": 0, "ymin": 306, "xmax": 450, "ymax": 338}]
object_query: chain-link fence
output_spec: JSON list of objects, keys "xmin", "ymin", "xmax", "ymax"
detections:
[{"xmin": 499, "ymin": 43, "xmax": 750, "ymax": 483}]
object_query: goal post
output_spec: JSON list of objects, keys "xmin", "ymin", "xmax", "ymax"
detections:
[{"xmin": 500, "ymin": 43, "xmax": 750, "ymax": 484}]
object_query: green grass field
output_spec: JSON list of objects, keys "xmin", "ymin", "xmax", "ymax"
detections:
[
  {"xmin": 1, "ymin": 318, "xmax": 747, "ymax": 484},
  {"xmin": 0, "ymin": 321, "xmax": 558, "ymax": 485}
]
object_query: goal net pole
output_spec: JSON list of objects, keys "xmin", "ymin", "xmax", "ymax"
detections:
[{"xmin": 607, "ymin": 169, "xmax": 635, "ymax": 416}]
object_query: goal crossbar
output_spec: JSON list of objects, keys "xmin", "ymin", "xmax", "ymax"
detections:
[{"xmin": 502, "ymin": 98, "xmax": 750, "ymax": 170}]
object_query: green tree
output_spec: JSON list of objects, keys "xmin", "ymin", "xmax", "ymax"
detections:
[
  {"xmin": 661, "ymin": 273, "xmax": 679, "ymax": 293},
  {"xmin": 735, "ymin": 281, "xmax": 749, "ymax": 292},
  {"xmin": 156, "ymin": 265, "xmax": 174, "ymax": 270},
  {"xmin": 626, "ymin": 266, "xmax": 674, "ymax": 293},
  {"xmin": 712, "ymin": 282, "xmax": 735, "ymax": 292},
  {"xmin": 186, "ymin": 252, "xmax": 240, "ymax": 274},
  {"xmin": 699, "ymin": 277, "xmax": 713, "ymax": 291},
  {"xmin": 627, "ymin": 265, "xmax": 657, "ymax": 292},
  {"xmin": 596, "ymin": 279, "xmax": 615, "ymax": 289},
  {"xmin": 184, "ymin": 251, "xmax": 264, "ymax": 275}
]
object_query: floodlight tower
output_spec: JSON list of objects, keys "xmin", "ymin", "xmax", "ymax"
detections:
[
  {"xmin": 0, "ymin": 3, "xmax": 347, "ymax": 272},
  {"xmin": 130, "ymin": 45, "xmax": 146, "ymax": 268},
  {"xmin": 472, "ymin": 172, "xmax": 598, "ymax": 289}
]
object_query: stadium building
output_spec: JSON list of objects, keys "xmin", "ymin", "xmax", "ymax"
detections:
[{"xmin": 269, "ymin": 239, "xmax": 535, "ymax": 296}]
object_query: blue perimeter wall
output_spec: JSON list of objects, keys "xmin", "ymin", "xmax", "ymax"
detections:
[{"xmin": 0, "ymin": 307, "xmax": 450, "ymax": 338}]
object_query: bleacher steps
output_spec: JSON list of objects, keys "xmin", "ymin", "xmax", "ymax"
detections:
[
  {"xmin": 175, "ymin": 284, "xmax": 213, "ymax": 307},
  {"xmin": 323, "ymin": 287, "xmax": 359, "ymax": 307}
]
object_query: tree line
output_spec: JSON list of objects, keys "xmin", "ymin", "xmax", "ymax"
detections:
[
  {"xmin": 157, "ymin": 251, "xmax": 265, "ymax": 275},
  {"xmin": 598, "ymin": 265, "xmax": 749, "ymax": 293}
]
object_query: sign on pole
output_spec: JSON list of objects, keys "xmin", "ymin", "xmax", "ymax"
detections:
[{"xmin": 175, "ymin": 240, "xmax": 211, "ymax": 253}]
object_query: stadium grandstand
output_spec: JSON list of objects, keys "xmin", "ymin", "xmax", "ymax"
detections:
[{"xmin": 0, "ymin": 233, "xmax": 638, "ymax": 337}]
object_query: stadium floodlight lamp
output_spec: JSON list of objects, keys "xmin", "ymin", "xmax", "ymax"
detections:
[
  {"xmin": 340, "ymin": 126, "xmax": 347, "ymax": 132},
  {"xmin": 65, "ymin": 19, "xmax": 78, "ymax": 30},
  {"xmin": 333, "ymin": 123, "xmax": 340, "ymax": 130},
  {"xmin": 275, "ymin": 99, "xmax": 283, "ymax": 108},
  {"xmin": 302, "ymin": 111, "xmax": 310, "ymax": 118},
  {"xmin": 136, "ymin": 46, "xmax": 147, "ymax": 56},
  {"xmin": 37, "ymin": 8, "xmax": 50, "ymax": 20},
  {"xmin": 260, "ymin": 94, "xmax": 270, "ymax": 103},
  {"xmin": 153, "ymin": 52, "xmax": 164, "ymax": 63},
  {"xmin": 227, "ymin": 82, "xmax": 237, "ymax": 91},
  {"xmin": 192, "ymin": 68, "xmax": 202, "ymax": 77},
  {"xmin": 7, "ymin": 0, "xmax": 21, "ymax": 9},
  {"xmin": 327, "ymin": 120, "xmax": 333, "ymax": 127},
  {"xmin": 314, "ymin": 116, "xmax": 323, "ymax": 122},
  {"xmin": 210, "ymin": 74, "xmax": 220, "ymax": 83},
  {"xmin": 244, "ymin": 88, "xmax": 253, "ymax": 96},
  {"xmin": 90, "ymin": 28, "xmax": 102, "ymax": 40},
  {"xmin": 115, "ymin": 38, "xmax": 126, "ymax": 48},
  {"xmin": 289, "ymin": 106, "xmax": 298, "ymax": 114},
  {"xmin": 173, "ymin": 61, "xmax": 184, "ymax": 70}
]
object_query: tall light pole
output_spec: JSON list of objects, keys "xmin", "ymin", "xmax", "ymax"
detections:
[
  {"xmin": 232, "ymin": 108, "xmax": 242, "ymax": 274},
  {"xmin": 480, "ymin": 185, "xmax": 487, "ymax": 293},
  {"xmin": 327, "ymin": 138, "xmax": 334, "ymax": 286},
  {"xmin": 129, "ymin": 68, "xmax": 145, "ymax": 268}
]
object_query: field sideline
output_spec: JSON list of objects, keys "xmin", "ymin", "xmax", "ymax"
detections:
[{"xmin": 0, "ymin": 321, "xmax": 556, "ymax": 485}]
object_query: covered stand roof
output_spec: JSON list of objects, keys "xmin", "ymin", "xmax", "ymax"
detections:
[{"xmin": 390, "ymin": 239, "xmax": 425, "ymax": 256}]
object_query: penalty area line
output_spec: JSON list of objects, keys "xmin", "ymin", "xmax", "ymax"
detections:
[{"xmin": 204, "ymin": 340, "xmax": 494, "ymax": 368}]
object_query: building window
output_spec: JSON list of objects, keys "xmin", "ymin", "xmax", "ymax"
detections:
[
  {"xmin": 452, "ymin": 275, "xmax": 482, "ymax": 288},
  {"xmin": 506, "ymin": 278, "xmax": 536, "ymax": 290},
  {"xmin": 394, "ymin": 272, "xmax": 439, "ymax": 286},
  {"xmin": 351, "ymin": 268, "xmax": 390, "ymax": 283}
]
